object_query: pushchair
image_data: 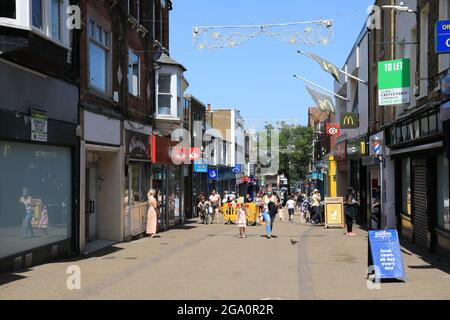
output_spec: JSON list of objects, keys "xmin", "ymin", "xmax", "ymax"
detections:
[{"xmin": 300, "ymin": 198, "xmax": 313, "ymax": 224}]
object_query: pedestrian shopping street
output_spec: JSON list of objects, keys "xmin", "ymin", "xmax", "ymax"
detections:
[{"xmin": 1, "ymin": 212, "xmax": 449, "ymax": 300}]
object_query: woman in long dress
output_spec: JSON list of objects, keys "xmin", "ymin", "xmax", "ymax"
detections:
[{"xmin": 146, "ymin": 189, "xmax": 158, "ymax": 238}]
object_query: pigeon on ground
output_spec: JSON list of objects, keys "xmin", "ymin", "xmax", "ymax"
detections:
[{"xmin": 290, "ymin": 239, "xmax": 298, "ymax": 245}]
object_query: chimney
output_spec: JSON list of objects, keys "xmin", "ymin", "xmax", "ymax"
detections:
[{"xmin": 207, "ymin": 104, "xmax": 212, "ymax": 111}]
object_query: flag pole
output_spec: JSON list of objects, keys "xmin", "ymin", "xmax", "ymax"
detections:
[
  {"xmin": 293, "ymin": 75, "xmax": 348, "ymax": 101},
  {"xmin": 297, "ymin": 50, "xmax": 368, "ymax": 85}
]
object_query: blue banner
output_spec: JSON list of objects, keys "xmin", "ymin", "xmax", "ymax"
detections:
[
  {"xmin": 368, "ymin": 230, "xmax": 405, "ymax": 280},
  {"xmin": 436, "ymin": 20, "xmax": 450, "ymax": 54}
]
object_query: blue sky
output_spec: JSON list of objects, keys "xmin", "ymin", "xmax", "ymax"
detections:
[{"xmin": 170, "ymin": 0, "xmax": 374, "ymax": 127}]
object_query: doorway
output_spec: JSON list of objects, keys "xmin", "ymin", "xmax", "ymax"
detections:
[{"xmin": 85, "ymin": 166, "xmax": 98, "ymax": 242}]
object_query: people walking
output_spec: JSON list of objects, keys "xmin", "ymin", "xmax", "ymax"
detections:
[
  {"xmin": 237, "ymin": 205, "xmax": 247, "ymax": 238},
  {"xmin": 261, "ymin": 199, "xmax": 272, "ymax": 239},
  {"xmin": 209, "ymin": 190, "xmax": 221, "ymax": 224},
  {"xmin": 345, "ymin": 187, "xmax": 359, "ymax": 236},
  {"xmin": 146, "ymin": 189, "xmax": 158, "ymax": 238},
  {"xmin": 20, "ymin": 194, "xmax": 34, "ymax": 239},
  {"xmin": 264, "ymin": 191, "xmax": 279, "ymax": 235},
  {"xmin": 286, "ymin": 196, "xmax": 296, "ymax": 222},
  {"xmin": 39, "ymin": 205, "xmax": 49, "ymax": 236},
  {"xmin": 310, "ymin": 189, "xmax": 322, "ymax": 224}
]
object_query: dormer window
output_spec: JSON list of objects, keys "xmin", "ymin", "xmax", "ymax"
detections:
[{"xmin": 0, "ymin": 0, "xmax": 16, "ymax": 19}]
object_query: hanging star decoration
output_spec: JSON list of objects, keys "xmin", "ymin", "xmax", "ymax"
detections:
[{"xmin": 193, "ymin": 19, "xmax": 333, "ymax": 50}]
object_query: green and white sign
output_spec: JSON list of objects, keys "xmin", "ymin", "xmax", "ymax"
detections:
[
  {"xmin": 378, "ymin": 58, "xmax": 410, "ymax": 106},
  {"xmin": 31, "ymin": 108, "xmax": 48, "ymax": 142}
]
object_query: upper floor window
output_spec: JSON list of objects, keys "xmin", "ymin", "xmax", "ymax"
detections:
[
  {"xmin": 158, "ymin": 74, "xmax": 172, "ymax": 115},
  {"xmin": 128, "ymin": 49, "xmax": 140, "ymax": 97},
  {"xmin": 51, "ymin": 0, "xmax": 61, "ymax": 40},
  {"xmin": 0, "ymin": 0, "xmax": 16, "ymax": 19},
  {"xmin": 88, "ymin": 20, "xmax": 111, "ymax": 94},
  {"xmin": 32, "ymin": 0, "xmax": 43, "ymax": 29}
]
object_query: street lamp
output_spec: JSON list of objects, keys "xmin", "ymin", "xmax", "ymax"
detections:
[{"xmin": 382, "ymin": 2, "xmax": 417, "ymax": 14}]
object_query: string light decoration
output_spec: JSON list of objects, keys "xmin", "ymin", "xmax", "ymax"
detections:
[{"xmin": 193, "ymin": 19, "xmax": 334, "ymax": 50}]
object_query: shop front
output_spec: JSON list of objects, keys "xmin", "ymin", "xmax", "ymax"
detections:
[
  {"xmin": 151, "ymin": 134, "xmax": 184, "ymax": 229},
  {"xmin": 387, "ymin": 102, "xmax": 450, "ymax": 257},
  {"xmin": 124, "ymin": 129, "xmax": 152, "ymax": 239},
  {"xmin": 0, "ymin": 60, "xmax": 79, "ymax": 272}
]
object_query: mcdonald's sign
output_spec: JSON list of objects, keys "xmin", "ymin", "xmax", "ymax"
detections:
[{"xmin": 340, "ymin": 113, "xmax": 359, "ymax": 129}]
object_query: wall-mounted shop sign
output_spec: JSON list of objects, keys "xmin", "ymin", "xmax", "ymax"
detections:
[
  {"xmin": 194, "ymin": 159, "xmax": 208, "ymax": 173},
  {"xmin": 378, "ymin": 58, "xmax": 411, "ymax": 106},
  {"xmin": 340, "ymin": 113, "xmax": 359, "ymax": 129},
  {"xmin": 370, "ymin": 132, "xmax": 384, "ymax": 157},
  {"xmin": 125, "ymin": 130, "xmax": 151, "ymax": 159},
  {"xmin": 31, "ymin": 108, "xmax": 48, "ymax": 142},
  {"xmin": 439, "ymin": 68, "xmax": 450, "ymax": 102},
  {"xmin": 208, "ymin": 169, "xmax": 218, "ymax": 180},
  {"xmin": 326, "ymin": 124, "xmax": 341, "ymax": 136},
  {"xmin": 436, "ymin": 20, "xmax": 450, "ymax": 54}
]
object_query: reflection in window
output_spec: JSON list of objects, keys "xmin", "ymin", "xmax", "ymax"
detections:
[
  {"xmin": 0, "ymin": 141, "xmax": 72, "ymax": 259},
  {"xmin": 0, "ymin": 0, "xmax": 16, "ymax": 19},
  {"xmin": 88, "ymin": 21, "xmax": 110, "ymax": 94}
]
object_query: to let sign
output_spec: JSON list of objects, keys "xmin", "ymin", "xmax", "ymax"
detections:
[
  {"xmin": 436, "ymin": 20, "xmax": 450, "ymax": 54},
  {"xmin": 378, "ymin": 58, "xmax": 411, "ymax": 106},
  {"xmin": 368, "ymin": 230, "xmax": 405, "ymax": 280}
]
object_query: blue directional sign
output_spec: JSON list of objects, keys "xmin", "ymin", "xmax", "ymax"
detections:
[
  {"xmin": 208, "ymin": 169, "xmax": 218, "ymax": 180},
  {"xmin": 436, "ymin": 20, "xmax": 450, "ymax": 54},
  {"xmin": 194, "ymin": 159, "xmax": 208, "ymax": 173},
  {"xmin": 232, "ymin": 164, "xmax": 242, "ymax": 174},
  {"xmin": 368, "ymin": 230, "xmax": 405, "ymax": 280}
]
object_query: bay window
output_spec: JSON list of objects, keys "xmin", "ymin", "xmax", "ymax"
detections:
[
  {"xmin": 128, "ymin": 49, "xmax": 140, "ymax": 97},
  {"xmin": 158, "ymin": 74, "xmax": 172, "ymax": 115},
  {"xmin": 0, "ymin": 0, "xmax": 16, "ymax": 19},
  {"xmin": 88, "ymin": 20, "xmax": 111, "ymax": 94},
  {"xmin": 30, "ymin": 0, "xmax": 68, "ymax": 45}
]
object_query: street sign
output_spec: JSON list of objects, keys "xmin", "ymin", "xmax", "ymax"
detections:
[
  {"xmin": 194, "ymin": 159, "xmax": 208, "ymax": 173},
  {"xmin": 378, "ymin": 58, "xmax": 411, "ymax": 106},
  {"xmin": 340, "ymin": 113, "xmax": 359, "ymax": 129},
  {"xmin": 31, "ymin": 108, "xmax": 48, "ymax": 142},
  {"xmin": 326, "ymin": 124, "xmax": 341, "ymax": 136},
  {"xmin": 436, "ymin": 20, "xmax": 450, "ymax": 54},
  {"xmin": 232, "ymin": 164, "xmax": 242, "ymax": 174},
  {"xmin": 208, "ymin": 169, "xmax": 218, "ymax": 180},
  {"xmin": 368, "ymin": 230, "xmax": 405, "ymax": 281}
]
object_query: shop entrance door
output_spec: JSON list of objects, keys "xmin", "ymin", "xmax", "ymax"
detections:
[{"xmin": 85, "ymin": 167, "xmax": 97, "ymax": 242}]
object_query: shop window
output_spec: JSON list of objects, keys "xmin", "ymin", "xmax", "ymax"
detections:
[
  {"xmin": 0, "ymin": 0, "xmax": 16, "ymax": 19},
  {"xmin": 421, "ymin": 116, "xmax": 429, "ymax": 136},
  {"xmin": 88, "ymin": 20, "xmax": 111, "ymax": 94},
  {"xmin": 128, "ymin": 49, "xmax": 140, "ymax": 97},
  {"xmin": 414, "ymin": 119, "xmax": 420, "ymax": 139},
  {"xmin": 168, "ymin": 166, "xmax": 182, "ymax": 222},
  {"xmin": 437, "ymin": 154, "xmax": 450, "ymax": 232},
  {"xmin": 429, "ymin": 112, "xmax": 437, "ymax": 134},
  {"xmin": 401, "ymin": 158, "xmax": 411, "ymax": 216},
  {"xmin": 0, "ymin": 141, "xmax": 72, "ymax": 259},
  {"xmin": 125, "ymin": 162, "xmax": 151, "ymax": 205}
]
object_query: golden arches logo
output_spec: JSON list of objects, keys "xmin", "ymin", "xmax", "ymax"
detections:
[
  {"xmin": 343, "ymin": 116, "xmax": 355, "ymax": 125},
  {"xmin": 322, "ymin": 62, "xmax": 339, "ymax": 79}
]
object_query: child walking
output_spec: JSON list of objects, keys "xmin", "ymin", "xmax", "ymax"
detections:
[
  {"xmin": 237, "ymin": 205, "xmax": 247, "ymax": 238},
  {"xmin": 39, "ymin": 205, "xmax": 49, "ymax": 236}
]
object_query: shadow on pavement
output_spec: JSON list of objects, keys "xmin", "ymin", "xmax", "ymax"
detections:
[
  {"xmin": 400, "ymin": 241, "xmax": 450, "ymax": 275},
  {"xmin": 0, "ymin": 273, "xmax": 27, "ymax": 286}
]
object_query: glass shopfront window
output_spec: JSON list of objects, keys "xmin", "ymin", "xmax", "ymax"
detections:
[
  {"xmin": 437, "ymin": 154, "xmax": 450, "ymax": 232},
  {"xmin": 168, "ymin": 165, "xmax": 182, "ymax": 223},
  {"xmin": 125, "ymin": 162, "xmax": 151, "ymax": 205},
  {"xmin": 401, "ymin": 158, "xmax": 411, "ymax": 216},
  {"xmin": 0, "ymin": 141, "xmax": 72, "ymax": 259}
]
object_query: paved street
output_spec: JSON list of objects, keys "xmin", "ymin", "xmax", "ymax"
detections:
[{"xmin": 0, "ymin": 212, "xmax": 449, "ymax": 300}]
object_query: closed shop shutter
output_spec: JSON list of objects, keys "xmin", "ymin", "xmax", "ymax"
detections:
[{"xmin": 412, "ymin": 162, "xmax": 428, "ymax": 249}]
